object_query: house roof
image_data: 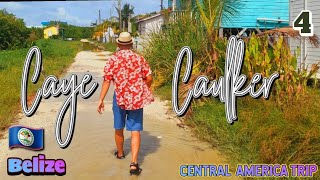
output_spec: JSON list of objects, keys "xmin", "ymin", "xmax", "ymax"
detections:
[
  {"xmin": 44, "ymin": 25, "xmax": 59, "ymax": 30},
  {"xmin": 137, "ymin": 13, "xmax": 163, "ymax": 23},
  {"xmin": 132, "ymin": 14, "xmax": 145, "ymax": 20}
]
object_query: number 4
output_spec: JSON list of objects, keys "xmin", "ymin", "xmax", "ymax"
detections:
[{"xmin": 293, "ymin": 10, "xmax": 314, "ymax": 37}]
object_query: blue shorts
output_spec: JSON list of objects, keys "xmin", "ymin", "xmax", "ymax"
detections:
[{"xmin": 112, "ymin": 93, "xmax": 143, "ymax": 131}]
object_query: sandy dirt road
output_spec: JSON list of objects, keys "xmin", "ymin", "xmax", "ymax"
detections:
[{"xmin": 0, "ymin": 51, "xmax": 240, "ymax": 180}]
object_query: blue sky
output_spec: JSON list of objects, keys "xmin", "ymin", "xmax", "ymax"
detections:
[{"xmin": 0, "ymin": 1, "xmax": 167, "ymax": 27}]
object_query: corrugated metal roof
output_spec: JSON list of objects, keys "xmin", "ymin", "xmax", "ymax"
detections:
[{"xmin": 137, "ymin": 14, "xmax": 163, "ymax": 23}]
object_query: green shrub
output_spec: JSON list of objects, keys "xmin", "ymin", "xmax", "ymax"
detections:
[
  {"xmin": 50, "ymin": 35, "xmax": 60, "ymax": 40},
  {"xmin": 0, "ymin": 9, "xmax": 30, "ymax": 50},
  {"xmin": 143, "ymin": 9, "xmax": 209, "ymax": 88},
  {"xmin": 243, "ymin": 33, "xmax": 319, "ymax": 106}
]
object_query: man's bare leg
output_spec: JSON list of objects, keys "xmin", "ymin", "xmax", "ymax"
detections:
[
  {"xmin": 115, "ymin": 129, "xmax": 124, "ymax": 156},
  {"xmin": 131, "ymin": 131, "xmax": 141, "ymax": 168}
]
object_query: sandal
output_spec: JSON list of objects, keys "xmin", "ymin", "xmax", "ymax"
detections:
[
  {"xmin": 130, "ymin": 162, "xmax": 142, "ymax": 175},
  {"xmin": 114, "ymin": 151, "xmax": 125, "ymax": 159}
]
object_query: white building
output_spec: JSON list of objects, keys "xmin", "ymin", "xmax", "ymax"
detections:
[
  {"xmin": 290, "ymin": 0, "xmax": 320, "ymax": 77},
  {"xmin": 137, "ymin": 14, "xmax": 164, "ymax": 37}
]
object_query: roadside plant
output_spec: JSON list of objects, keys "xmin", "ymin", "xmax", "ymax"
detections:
[
  {"xmin": 145, "ymin": 1, "xmax": 320, "ymax": 109},
  {"xmin": 144, "ymin": 8, "xmax": 209, "ymax": 88},
  {"xmin": 193, "ymin": 0, "xmax": 242, "ymax": 78},
  {"xmin": 243, "ymin": 32, "xmax": 320, "ymax": 106}
]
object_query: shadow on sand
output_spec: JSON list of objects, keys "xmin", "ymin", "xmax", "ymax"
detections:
[{"xmin": 111, "ymin": 131, "xmax": 160, "ymax": 165}]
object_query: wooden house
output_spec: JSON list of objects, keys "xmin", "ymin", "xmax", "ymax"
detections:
[
  {"xmin": 289, "ymin": 0, "xmax": 320, "ymax": 77},
  {"xmin": 137, "ymin": 14, "xmax": 165, "ymax": 37},
  {"xmin": 168, "ymin": 0, "xmax": 289, "ymax": 35},
  {"xmin": 43, "ymin": 25, "xmax": 59, "ymax": 39}
]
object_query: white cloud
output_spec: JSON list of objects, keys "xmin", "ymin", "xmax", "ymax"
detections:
[
  {"xmin": 47, "ymin": 7, "xmax": 91, "ymax": 26},
  {"xmin": 57, "ymin": 7, "xmax": 67, "ymax": 18},
  {"xmin": 0, "ymin": 1, "xmax": 162, "ymax": 27}
]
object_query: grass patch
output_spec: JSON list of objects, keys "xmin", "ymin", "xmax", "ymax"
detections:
[
  {"xmin": 104, "ymin": 42, "xmax": 117, "ymax": 52},
  {"xmin": 154, "ymin": 84, "xmax": 320, "ymax": 179},
  {"xmin": 0, "ymin": 39, "xmax": 80, "ymax": 132},
  {"xmin": 196, "ymin": 92, "xmax": 320, "ymax": 177},
  {"xmin": 154, "ymin": 84, "xmax": 172, "ymax": 101},
  {"xmin": 91, "ymin": 41, "xmax": 117, "ymax": 52}
]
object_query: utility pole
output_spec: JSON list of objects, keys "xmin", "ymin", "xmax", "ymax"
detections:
[
  {"xmin": 128, "ymin": 5, "xmax": 132, "ymax": 33},
  {"xmin": 99, "ymin": 10, "xmax": 101, "ymax": 25},
  {"xmin": 160, "ymin": 0, "xmax": 164, "ymax": 10},
  {"xmin": 110, "ymin": 8, "xmax": 112, "ymax": 22},
  {"xmin": 118, "ymin": 0, "xmax": 122, "ymax": 32}
]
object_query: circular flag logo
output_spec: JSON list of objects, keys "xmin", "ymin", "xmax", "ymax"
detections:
[{"xmin": 17, "ymin": 128, "xmax": 34, "ymax": 146}]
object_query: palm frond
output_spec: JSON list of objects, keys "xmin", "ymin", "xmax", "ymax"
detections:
[
  {"xmin": 255, "ymin": 27, "xmax": 320, "ymax": 48},
  {"xmin": 192, "ymin": 0, "xmax": 242, "ymax": 38}
]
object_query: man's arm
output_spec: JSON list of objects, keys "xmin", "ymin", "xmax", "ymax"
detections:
[
  {"xmin": 144, "ymin": 75, "xmax": 153, "ymax": 88},
  {"xmin": 141, "ymin": 56, "xmax": 153, "ymax": 88},
  {"xmin": 99, "ymin": 80, "xmax": 110, "ymax": 101},
  {"xmin": 97, "ymin": 80, "xmax": 110, "ymax": 114}
]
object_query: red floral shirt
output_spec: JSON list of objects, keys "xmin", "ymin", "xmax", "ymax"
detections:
[{"xmin": 104, "ymin": 49, "xmax": 154, "ymax": 110}]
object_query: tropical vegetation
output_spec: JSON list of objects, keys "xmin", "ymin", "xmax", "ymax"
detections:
[
  {"xmin": 0, "ymin": 9, "xmax": 93, "ymax": 50},
  {"xmin": 144, "ymin": 0, "xmax": 320, "ymax": 178},
  {"xmin": 47, "ymin": 21, "xmax": 93, "ymax": 40},
  {"xmin": 0, "ymin": 9, "xmax": 34, "ymax": 50},
  {"xmin": 122, "ymin": 3, "xmax": 134, "ymax": 30}
]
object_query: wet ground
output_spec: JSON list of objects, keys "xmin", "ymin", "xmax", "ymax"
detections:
[{"xmin": 0, "ymin": 51, "xmax": 240, "ymax": 180}]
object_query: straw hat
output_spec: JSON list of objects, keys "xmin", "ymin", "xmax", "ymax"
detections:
[{"xmin": 116, "ymin": 32, "xmax": 133, "ymax": 45}]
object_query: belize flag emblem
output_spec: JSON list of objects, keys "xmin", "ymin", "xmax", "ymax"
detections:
[{"xmin": 9, "ymin": 126, "xmax": 44, "ymax": 150}]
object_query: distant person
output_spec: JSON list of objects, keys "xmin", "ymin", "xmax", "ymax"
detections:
[{"xmin": 97, "ymin": 32, "xmax": 154, "ymax": 176}]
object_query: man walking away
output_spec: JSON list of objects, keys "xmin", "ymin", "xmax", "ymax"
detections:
[{"xmin": 97, "ymin": 32, "xmax": 154, "ymax": 176}]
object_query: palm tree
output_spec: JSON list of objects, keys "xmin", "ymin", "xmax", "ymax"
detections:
[
  {"xmin": 120, "ymin": 3, "xmax": 134, "ymax": 30},
  {"xmin": 193, "ymin": 0, "xmax": 241, "ymax": 39},
  {"xmin": 191, "ymin": 0, "xmax": 242, "ymax": 76}
]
